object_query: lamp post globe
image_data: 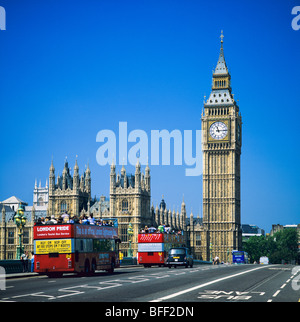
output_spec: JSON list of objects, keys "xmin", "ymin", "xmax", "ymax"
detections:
[
  {"xmin": 14, "ymin": 204, "xmax": 26, "ymax": 259},
  {"xmin": 127, "ymin": 223, "xmax": 134, "ymax": 258}
]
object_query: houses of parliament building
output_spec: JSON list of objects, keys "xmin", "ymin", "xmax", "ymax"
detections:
[{"xmin": 0, "ymin": 33, "xmax": 242, "ymax": 262}]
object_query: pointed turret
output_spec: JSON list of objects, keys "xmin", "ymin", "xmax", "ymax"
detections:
[
  {"xmin": 213, "ymin": 30, "xmax": 229, "ymax": 76},
  {"xmin": 205, "ymin": 31, "xmax": 235, "ymax": 107},
  {"xmin": 135, "ymin": 159, "xmax": 141, "ymax": 193},
  {"xmin": 145, "ymin": 160, "xmax": 150, "ymax": 192},
  {"xmin": 2, "ymin": 204, "xmax": 6, "ymax": 224},
  {"xmin": 110, "ymin": 159, "xmax": 116, "ymax": 194},
  {"xmin": 73, "ymin": 159, "xmax": 79, "ymax": 192},
  {"xmin": 49, "ymin": 159, "xmax": 55, "ymax": 192},
  {"xmin": 62, "ymin": 157, "xmax": 69, "ymax": 190},
  {"xmin": 85, "ymin": 162, "xmax": 91, "ymax": 198}
]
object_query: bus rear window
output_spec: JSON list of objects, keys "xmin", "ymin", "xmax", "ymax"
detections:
[{"xmin": 169, "ymin": 249, "xmax": 185, "ymax": 255}]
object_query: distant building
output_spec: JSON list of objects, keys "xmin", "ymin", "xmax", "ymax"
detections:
[
  {"xmin": 25, "ymin": 180, "xmax": 49, "ymax": 220},
  {"xmin": 33, "ymin": 179, "xmax": 49, "ymax": 210},
  {"xmin": 1, "ymin": 196, "xmax": 28, "ymax": 212},
  {"xmin": 0, "ymin": 203, "xmax": 35, "ymax": 260},
  {"xmin": 270, "ymin": 224, "xmax": 299, "ymax": 236},
  {"xmin": 89, "ymin": 195, "xmax": 110, "ymax": 217},
  {"xmin": 242, "ymin": 224, "xmax": 265, "ymax": 241}
]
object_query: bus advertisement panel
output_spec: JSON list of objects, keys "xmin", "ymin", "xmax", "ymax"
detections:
[
  {"xmin": 138, "ymin": 233, "xmax": 185, "ymax": 267},
  {"xmin": 34, "ymin": 223, "xmax": 120, "ymax": 277}
]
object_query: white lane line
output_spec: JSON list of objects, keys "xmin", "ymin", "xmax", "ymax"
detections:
[
  {"xmin": 280, "ymin": 283, "xmax": 287, "ymax": 289},
  {"xmin": 150, "ymin": 265, "xmax": 269, "ymax": 302},
  {"xmin": 273, "ymin": 290, "xmax": 280, "ymax": 297}
]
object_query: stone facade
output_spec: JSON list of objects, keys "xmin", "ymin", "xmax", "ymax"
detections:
[
  {"xmin": 109, "ymin": 160, "xmax": 152, "ymax": 256},
  {"xmin": 47, "ymin": 159, "xmax": 91, "ymax": 218},
  {"xmin": 200, "ymin": 33, "xmax": 242, "ymax": 262}
]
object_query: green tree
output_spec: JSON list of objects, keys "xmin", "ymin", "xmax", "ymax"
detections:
[
  {"xmin": 269, "ymin": 228, "xmax": 298, "ymax": 264},
  {"xmin": 243, "ymin": 228, "xmax": 298, "ymax": 264}
]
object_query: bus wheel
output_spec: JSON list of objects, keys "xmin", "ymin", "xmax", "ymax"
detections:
[
  {"xmin": 91, "ymin": 259, "xmax": 96, "ymax": 274},
  {"xmin": 108, "ymin": 260, "xmax": 115, "ymax": 274},
  {"xmin": 84, "ymin": 259, "xmax": 90, "ymax": 275}
]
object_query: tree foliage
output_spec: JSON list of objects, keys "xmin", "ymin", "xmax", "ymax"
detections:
[{"xmin": 243, "ymin": 228, "xmax": 299, "ymax": 264}]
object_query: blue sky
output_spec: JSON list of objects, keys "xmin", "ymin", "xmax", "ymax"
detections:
[{"xmin": 0, "ymin": 0, "xmax": 299, "ymax": 232}]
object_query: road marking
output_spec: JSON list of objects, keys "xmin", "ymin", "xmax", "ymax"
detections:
[
  {"xmin": 272, "ymin": 290, "xmax": 280, "ymax": 297},
  {"xmin": 150, "ymin": 265, "xmax": 269, "ymax": 302},
  {"xmin": 280, "ymin": 283, "xmax": 287, "ymax": 289},
  {"xmin": 197, "ymin": 290, "xmax": 265, "ymax": 301}
]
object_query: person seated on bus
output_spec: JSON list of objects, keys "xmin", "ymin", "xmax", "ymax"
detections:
[
  {"xmin": 158, "ymin": 224, "xmax": 164, "ymax": 233},
  {"xmin": 35, "ymin": 217, "xmax": 45, "ymax": 225},
  {"xmin": 165, "ymin": 224, "xmax": 171, "ymax": 234},
  {"xmin": 88, "ymin": 214, "xmax": 95, "ymax": 225},
  {"xmin": 72, "ymin": 215, "xmax": 80, "ymax": 224},
  {"xmin": 57, "ymin": 215, "xmax": 63, "ymax": 224},
  {"xmin": 82, "ymin": 215, "xmax": 89, "ymax": 225},
  {"xmin": 144, "ymin": 226, "xmax": 149, "ymax": 233},
  {"xmin": 44, "ymin": 216, "xmax": 51, "ymax": 225},
  {"xmin": 49, "ymin": 215, "xmax": 58, "ymax": 224},
  {"xmin": 62, "ymin": 211, "xmax": 69, "ymax": 223}
]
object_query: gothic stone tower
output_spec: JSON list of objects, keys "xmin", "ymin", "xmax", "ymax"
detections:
[
  {"xmin": 110, "ymin": 160, "xmax": 151, "ymax": 257},
  {"xmin": 201, "ymin": 32, "xmax": 242, "ymax": 262},
  {"xmin": 48, "ymin": 159, "xmax": 91, "ymax": 217}
]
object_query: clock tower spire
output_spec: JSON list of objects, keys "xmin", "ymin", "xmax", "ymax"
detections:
[{"xmin": 201, "ymin": 32, "xmax": 242, "ymax": 263}]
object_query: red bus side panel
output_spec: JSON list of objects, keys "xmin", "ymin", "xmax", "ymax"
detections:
[
  {"xmin": 35, "ymin": 254, "xmax": 74, "ymax": 273},
  {"xmin": 138, "ymin": 252, "xmax": 165, "ymax": 265}
]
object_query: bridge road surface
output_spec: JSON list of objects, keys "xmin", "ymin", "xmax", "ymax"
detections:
[{"xmin": 1, "ymin": 264, "xmax": 299, "ymax": 303}]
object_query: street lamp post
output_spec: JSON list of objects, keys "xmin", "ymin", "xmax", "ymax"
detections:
[
  {"xmin": 14, "ymin": 204, "xmax": 27, "ymax": 259},
  {"xmin": 127, "ymin": 223, "xmax": 134, "ymax": 258}
]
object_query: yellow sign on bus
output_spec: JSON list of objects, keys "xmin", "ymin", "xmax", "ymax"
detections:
[{"xmin": 35, "ymin": 239, "xmax": 73, "ymax": 254}]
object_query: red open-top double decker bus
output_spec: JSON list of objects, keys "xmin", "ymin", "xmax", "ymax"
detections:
[
  {"xmin": 138, "ymin": 233, "xmax": 185, "ymax": 267},
  {"xmin": 34, "ymin": 220, "xmax": 120, "ymax": 277}
]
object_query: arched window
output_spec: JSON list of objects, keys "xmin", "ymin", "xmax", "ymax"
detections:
[
  {"xmin": 38, "ymin": 197, "xmax": 44, "ymax": 206},
  {"xmin": 61, "ymin": 201, "xmax": 67, "ymax": 212},
  {"xmin": 122, "ymin": 199, "xmax": 128, "ymax": 212}
]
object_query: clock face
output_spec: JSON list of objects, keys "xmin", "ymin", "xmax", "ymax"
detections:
[{"xmin": 210, "ymin": 122, "xmax": 228, "ymax": 140}]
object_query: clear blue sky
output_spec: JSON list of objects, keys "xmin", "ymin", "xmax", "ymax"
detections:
[{"xmin": 0, "ymin": 0, "xmax": 299, "ymax": 233}]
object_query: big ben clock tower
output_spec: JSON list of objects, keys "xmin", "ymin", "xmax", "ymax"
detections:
[{"xmin": 201, "ymin": 32, "xmax": 242, "ymax": 262}]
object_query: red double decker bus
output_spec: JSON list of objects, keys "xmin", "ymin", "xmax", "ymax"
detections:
[
  {"xmin": 138, "ymin": 233, "xmax": 185, "ymax": 267},
  {"xmin": 34, "ymin": 220, "xmax": 120, "ymax": 277}
]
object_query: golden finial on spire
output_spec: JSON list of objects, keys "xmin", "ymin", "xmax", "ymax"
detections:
[{"xmin": 220, "ymin": 30, "xmax": 224, "ymax": 44}]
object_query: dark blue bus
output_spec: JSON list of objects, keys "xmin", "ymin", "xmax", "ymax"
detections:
[{"xmin": 232, "ymin": 250, "xmax": 249, "ymax": 264}]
